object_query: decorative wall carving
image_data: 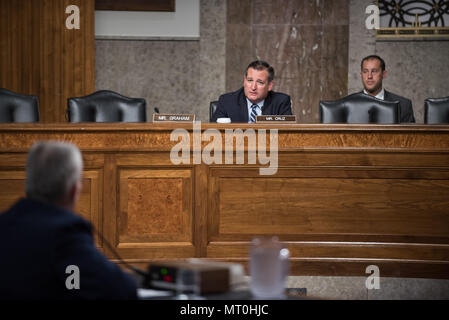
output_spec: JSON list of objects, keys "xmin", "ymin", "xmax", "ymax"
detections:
[{"xmin": 377, "ymin": 0, "xmax": 449, "ymax": 39}]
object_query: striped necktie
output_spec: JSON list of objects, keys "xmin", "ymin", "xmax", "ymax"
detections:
[{"xmin": 250, "ymin": 104, "xmax": 258, "ymax": 123}]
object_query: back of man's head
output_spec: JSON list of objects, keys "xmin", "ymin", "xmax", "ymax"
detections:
[{"xmin": 26, "ymin": 141, "xmax": 83, "ymax": 206}]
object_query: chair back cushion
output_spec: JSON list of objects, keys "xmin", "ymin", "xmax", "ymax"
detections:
[
  {"xmin": 0, "ymin": 88, "xmax": 40, "ymax": 123},
  {"xmin": 320, "ymin": 92, "xmax": 399, "ymax": 124},
  {"xmin": 424, "ymin": 96, "xmax": 449, "ymax": 124},
  {"xmin": 67, "ymin": 90, "xmax": 146, "ymax": 122},
  {"xmin": 210, "ymin": 101, "xmax": 218, "ymax": 122}
]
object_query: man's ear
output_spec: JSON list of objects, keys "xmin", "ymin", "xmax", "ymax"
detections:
[
  {"xmin": 268, "ymin": 81, "xmax": 274, "ymax": 91},
  {"xmin": 382, "ymin": 70, "xmax": 387, "ymax": 79}
]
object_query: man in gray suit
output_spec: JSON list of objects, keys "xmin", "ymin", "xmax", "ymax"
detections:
[{"xmin": 360, "ymin": 55, "xmax": 415, "ymax": 123}]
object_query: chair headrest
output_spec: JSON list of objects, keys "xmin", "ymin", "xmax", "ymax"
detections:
[
  {"xmin": 320, "ymin": 92, "xmax": 399, "ymax": 124},
  {"xmin": 67, "ymin": 90, "xmax": 146, "ymax": 122},
  {"xmin": 424, "ymin": 96, "xmax": 449, "ymax": 124},
  {"xmin": 0, "ymin": 88, "xmax": 40, "ymax": 123},
  {"xmin": 210, "ymin": 100, "xmax": 218, "ymax": 122}
]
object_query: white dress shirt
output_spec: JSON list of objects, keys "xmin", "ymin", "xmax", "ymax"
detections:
[{"xmin": 364, "ymin": 88, "xmax": 385, "ymax": 100}]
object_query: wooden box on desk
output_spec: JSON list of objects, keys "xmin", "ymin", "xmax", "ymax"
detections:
[{"xmin": 145, "ymin": 261, "xmax": 230, "ymax": 294}]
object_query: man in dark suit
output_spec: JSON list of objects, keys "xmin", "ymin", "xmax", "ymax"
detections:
[
  {"xmin": 360, "ymin": 55, "xmax": 415, "ymax": 123},
  {"xmin": 0, "ymin": 141, "xmax": 137, "ymax": 300},
  {"xmin": 211, "ymin": 60, "xmax": 292, "ymax": 123}
]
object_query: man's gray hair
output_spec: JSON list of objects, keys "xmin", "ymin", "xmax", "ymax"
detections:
[{"xmin": 26, "ymin": 141, "xmax": 83, "ymax": 204}]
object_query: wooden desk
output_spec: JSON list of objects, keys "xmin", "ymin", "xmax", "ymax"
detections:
[{"xmin": 1, "ymin": 123, "xmax": 448, "ymax": 278}]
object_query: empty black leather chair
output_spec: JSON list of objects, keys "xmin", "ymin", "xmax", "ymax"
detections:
[
  {"xmin": 0, "ymin": 88, "xmax": 39, "ymax": 122},
  {"xmin": 67, "ymin": 90, "xmax": 146, "ymax": 122},
  {"xmin": 424, "ymin": 96, "xmax": 449, "ymax": 124},
  {"xmin": 210, "ymin": 100, "xmax": 218, "ymax": 122},
  {"xmin": 319, "ymin": 92, "xmax": 399, "ymax": 124}
]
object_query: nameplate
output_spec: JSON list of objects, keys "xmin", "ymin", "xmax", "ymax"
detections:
[
  {"xmin": 255, "ymin": 115, "xmax": 297, "ymax": 123},
  {"xmin": 153, "ymin": 114, "xmax": 196, "ymax": 122}
]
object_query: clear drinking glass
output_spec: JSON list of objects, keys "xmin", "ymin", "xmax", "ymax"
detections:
[{"xmin": 250, "ymin": 236, "xmax": 290, "ymax": 299}]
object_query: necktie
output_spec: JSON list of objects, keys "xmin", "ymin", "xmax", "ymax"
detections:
[{"xmin": 250, "ymin": 104, "xmax": 258, "ymax": 123}]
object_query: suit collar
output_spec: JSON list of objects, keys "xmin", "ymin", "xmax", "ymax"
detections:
[
  {"xmin": 363, "ymin": 88, "xmax": 385, "ymax": 100},
  {"xmin": 361, "ymin": 88, "xmax": 391, "ymax": 98}
]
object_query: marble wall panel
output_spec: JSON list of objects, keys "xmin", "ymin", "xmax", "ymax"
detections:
[
  {"xmin": 225, "ymin": 23, "xmax": 253, "ymax": 93},
  {"xmin": 227, "ymin": 0, "xmax": 350, "ymax": 122},
  {"xmin": 252, "ymin": 24, "xmax": 324, "ymax": 122},
  {"xmin": 227, "ymin": 0, "xmax": 252, "ymax": 24},
  {"xmin": 376, "ymin": 41, "xmax": 449, "ymax": 124},
  {"xmin": 252, "ymin": 0, "xmax": 322, "ymax": 26},
  {"xmin": 95, "ymin": 0, "xmax": 227, "ymax": 122},
  {"xmin": 347, "ymin": 0, "xmax": 376, "ymax": 94},
  {"xmin": 323, "ymin": 0, "xmax": 350, "ymax": 26},
  {"xmin": 321, "ymin": 25, "xmax": 349, "ymax": 101},
  {"xmin": 226, "ymin": 0, "xmax": 253, "ymax": 93},
  {"xmin": 95, "ymin": 40, "xmax": 201, "ymax": 118},
  {"xmin": 199, "ymin": 0, "xmax": 227, "ymax": 121}
]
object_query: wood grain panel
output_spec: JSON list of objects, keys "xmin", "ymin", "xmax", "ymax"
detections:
[
  {"xmin": 212, "ymin": 258, "xmax": 449, "ymax": 279},
  {"xmin": 75, "ymin": 169, "xmax": 102, "ymax": 247},
  {"xmin": 277, "ymin": 130, "xmax": 449, "ymax": 150},
  {"xmin": 278, "ymin": 152, "xmax": 449, "ymax": 168},
  {"xmin": 118, "ymin": 169, "xmax": 192, "ymax": 243},
  {"xmin": 102, "ymin": 153, "xmax": 117, "ymax": 258},
  {"xmin": 1, "ymin": 123, "xmax": 449, "ymax": 152},
  {"xmin": 1, "ymin": 124, "xmax": 449, "ymax": 278},
  {"xmin": 0, "ymin": 0, "xmax": 40, "ymax": 96},
  {"xmin": 0, "ymin": 171, "xmax": 26, "ymax": 212},
  {"xmin": 0, "ymin": 0, "xmax": 95, "ymax": 123},
  {"xmin": 207, "ymin": 242, "xmax": 449, "ymax": 261},
  {"xmin": 211, "ymin": 169, "xmax": 449, "ymax": 238}
]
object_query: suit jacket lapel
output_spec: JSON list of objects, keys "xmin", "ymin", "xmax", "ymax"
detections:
[
  {"xmin": 239, "ymin": 88, "xmax": 249, "ymax": 122},
  {"xmin": 262, "ymin": 91, "xmax": 273, "ymax": 115}
]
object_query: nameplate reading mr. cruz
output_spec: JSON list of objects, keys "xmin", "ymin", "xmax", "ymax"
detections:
[
  {"xmin": 153, "ymin": 114, "xmax": 196, "ymax": 122},
  {"xmin": 256, "ymin": 115, "xmax": 297, "ymax": 123}
]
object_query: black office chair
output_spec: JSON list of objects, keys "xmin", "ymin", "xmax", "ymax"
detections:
[
  {"xmin": 210, "ymin": 100, "xmax": 218, "ymax": 122},
  {"xmin": 319, "ymin": 92, "xmax": 399, "ymax": 124},
  {"xmin": 424, "ymin": 96, "xmax": 449, "ymax": 124},
  {"xmin": 0, "ymin": 88, "xmax": 40, "ymax": 122},
  {"xmin": 67, "ymin": 90, "xmax": 146, "ymax": 122}
]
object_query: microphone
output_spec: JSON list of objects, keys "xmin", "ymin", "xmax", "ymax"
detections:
[{"xmin": 154, "ymin": 107, "xmax": 160, "ymax": 114}]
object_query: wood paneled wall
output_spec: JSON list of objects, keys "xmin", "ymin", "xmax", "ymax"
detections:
[
  {"xmin": 1, "ymin": 123, "xmax": 449, "ymax": 279},
  {"xmin": 0, "ymin": 0, "xmax": 95, "ymax": 123}
]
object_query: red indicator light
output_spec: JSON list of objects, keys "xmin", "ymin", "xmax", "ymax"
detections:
[{"xmin": 163, "ymin": 275, "xmax": 172, "ymax": 282}]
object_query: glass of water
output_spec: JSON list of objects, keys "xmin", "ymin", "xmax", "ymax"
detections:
[{"xmin": 250, "ymin": 236, "xmax": 290, "ymax": 299}]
